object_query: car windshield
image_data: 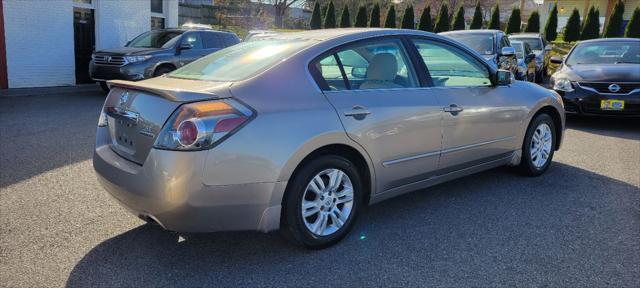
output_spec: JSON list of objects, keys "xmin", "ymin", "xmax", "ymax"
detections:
[
  {"xmin": 511, "ymin": 37, "xmax": 543, "ymax": 50},
  {"xmin": 127, "ymin": 31, "xmax": 183, "ymax": 48},
  {"xmin": 511, "ymin": 42, "xmax": 525, "ymax": 59},
  {"xmin": 566, "ymin": 41, "xmax": 640, "ymax": 65},
  {"xmin": 168, "ymin": 39, "xmax": 315, "ymax": 81},
  {"xmin": 446, "ymin": 33, "xmax": 494, "ymax": 55}
]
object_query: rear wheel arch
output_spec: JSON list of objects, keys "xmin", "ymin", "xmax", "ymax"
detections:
[{"xmin": 283, "ymin": 144, "xmax": 374, "ymax": 207}]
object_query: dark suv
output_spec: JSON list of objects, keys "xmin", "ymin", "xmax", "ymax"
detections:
[
  {"xmin": 90, "ymin": 27, "xmax": 240, "ymax": 91},
  {"xmin": 440, "ymin": 30, "xmax": 519, "ymax": 80}
]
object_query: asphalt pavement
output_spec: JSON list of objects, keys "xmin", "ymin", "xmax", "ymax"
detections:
[{"xmin": 0, "ymin": 86, "xmax": 638, "ymax": 287}]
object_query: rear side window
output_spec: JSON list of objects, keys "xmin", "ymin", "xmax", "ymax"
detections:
[
  {"xmin": 202, "ymin": 32, "xmax": 222, "ymax": 49},
  {"xmin": 222, "ymin": 34, "xmax": 240, "ymax": 46},
  {"xmin": 201, "ymin": 33, "xmax": 239, "ymax": 48},
  {"xmin": 313, "ymin": 39, "xmax": 418, "ymax": 91}
]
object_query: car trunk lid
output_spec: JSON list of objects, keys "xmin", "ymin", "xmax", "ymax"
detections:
[{"xmin": 104, "ymin": 77, "xmax": 232, "ymax": 164}]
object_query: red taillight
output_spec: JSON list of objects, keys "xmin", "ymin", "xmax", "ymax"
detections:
[
  {"xmin": 177, "ymin": 120, "xmax": 199, "ymax": 146},
  {"xmin": 214, "ymin": 116, "xmax": 247, "ymax": 133},
  {"xmin": 154, "ymin": 99, "xmax": 253, "ymax": 151}
]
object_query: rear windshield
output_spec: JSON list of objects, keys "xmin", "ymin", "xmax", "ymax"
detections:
[
  {"xmin": 511, "ymin": 37, "xmax": 543, "ymax": 50},
  {"xmin": 168, "ymin": 39, "xmax": 315, "ymax": 81},
  {"xmin": 446, "ymin": 33, "xmax": 494, "ymax": 55},
  {"xmin": 512, "ymin": 42, "xmax": 525, "ymax": 59}
]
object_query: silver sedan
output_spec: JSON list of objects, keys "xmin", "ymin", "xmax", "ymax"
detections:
[{"xmin": 93, "ymin": 29, "xmax": 565, "ymax": 248}]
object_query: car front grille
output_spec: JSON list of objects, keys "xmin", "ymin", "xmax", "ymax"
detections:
[
  {"xmin": 578, "ymin": 82, "xmax": 640, "ymax": 94},
  {"xmin": 93, "ymin": 54, "xmax": 127, "ymax": 66}
]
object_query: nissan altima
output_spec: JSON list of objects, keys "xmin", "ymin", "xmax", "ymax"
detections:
[
  {"xmin": 93, "ymin": 29, "xmax": 565, "ymax": 248},
  {"xmin": 550, "ymin": 38, "xmax": 640, "ymax": 116}
]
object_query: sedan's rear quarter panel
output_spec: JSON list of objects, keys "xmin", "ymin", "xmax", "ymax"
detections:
[{"xmin": 201, "ymin": 49, "xmax": 376, "ymax": 205}]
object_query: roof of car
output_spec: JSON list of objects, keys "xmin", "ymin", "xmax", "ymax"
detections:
[
  {"xmin": 159, "ymin": 27, "xmax": 237, "ymax": 35},
  {"xmin": 578, "ymin": 37, "xmax": 640, "ymax": 43},
  {"xmin": 509, "ymin": 33, "xmax": 542, "ymax": 37},
  {"xmin": 264, "ymin": 28, "xmax": 389, "ymax": 41},
  {"xmin": 440, "ymin": 29, "xmax": 503, "ymax": 35}
]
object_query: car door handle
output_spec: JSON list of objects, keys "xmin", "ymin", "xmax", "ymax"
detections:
[
  {"xmin": 443, "ymin": 104, "xmax": 464, "ymax": 114},
  {"xmin": 344, "ymin": 106, "xmax": 371, "ymax": 118}
]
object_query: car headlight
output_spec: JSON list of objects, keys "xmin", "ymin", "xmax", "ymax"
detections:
[
  {"xmin": 125, "ymin": 55, "xmax": 152, "ymax": 63},
  {"xmin": 553, "ymin": 78, "xmax": 574, "ymax": 92}
]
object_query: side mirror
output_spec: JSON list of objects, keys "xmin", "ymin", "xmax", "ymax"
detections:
[
  {"xmin": 496, "ymin": 69, "xmax": 513, "ymax": 86},
  {"xmin": 179, "ymin": 43, "xmax": 193, "ymax": 50},
  {"xmin": 500, "ymin": 47, "xmax": 516, "ymax": 57},
  {"xmin": 544, "ymin": 44, "xmax": 553, "ymax": 51},
  {"xmin": 550, "ymin": 56, "xmax": 563, "ymax": 64}
]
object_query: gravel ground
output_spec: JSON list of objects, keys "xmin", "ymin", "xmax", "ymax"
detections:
[{"xmin": 1, "ymin": 88, "xmax": 638, "ymax": 287}]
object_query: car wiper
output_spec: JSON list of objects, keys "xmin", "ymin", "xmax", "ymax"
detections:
[{"xmin": 614, "ymin": 61, "xmax": 638, "ymax": 64}]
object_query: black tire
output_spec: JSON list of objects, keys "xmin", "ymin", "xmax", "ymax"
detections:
[
  {"xmin": 98, "ymin": 81, "xmax": 110, "ymax": 93},
  {"xmin": 280, "ymin": 155, "xmax": 363, "ymax": 249},
  {"xmin": 517, "ymin": 113, "xmax": 557, "ymax": 176},
  {"xmin": 153, "ymin": 65, "xmax": 174, "ymax": 77}
]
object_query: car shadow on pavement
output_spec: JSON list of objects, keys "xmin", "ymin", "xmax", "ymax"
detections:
[
  {"xmin": 66, "ymin": 162, "xmax": 639, "ymax": 287},
  {"xmin": 566, "ymin": 115, "xmax": 640, "ymax": 141},
  {"xmin": 0, "ymin": 92, "xmax": 105, "ymax": 187}
]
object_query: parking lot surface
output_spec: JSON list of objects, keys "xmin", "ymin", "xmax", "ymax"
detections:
[{"xmin": 1, "ymin": 88, "xmax": 639, "ymax": 287}]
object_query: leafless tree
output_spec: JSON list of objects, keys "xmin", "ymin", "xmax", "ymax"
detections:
[{"xmin": 260, "ymin": 0, "xmax": 307, "ymax": 28}]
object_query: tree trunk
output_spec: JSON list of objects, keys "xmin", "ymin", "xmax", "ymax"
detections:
[{"xmin": 275, "ymin": 4, "xmax": 285, "ymax": 28}]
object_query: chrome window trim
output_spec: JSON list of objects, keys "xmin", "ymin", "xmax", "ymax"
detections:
[{"xmin": 305, "ymin": 31, "xmax": 501, "ymax": 93}]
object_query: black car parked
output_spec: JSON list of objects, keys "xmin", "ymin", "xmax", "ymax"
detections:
[
  {"xmin": 90, "ymin": 27, "xmax": 240, "ymax": 91},
  {"xmin": 440, "ymin": 30, "xmax": 519, "ymax": 80},
  {"xmin": 550, "ymin": 38, "xmax": 640, "ymax": 116}
]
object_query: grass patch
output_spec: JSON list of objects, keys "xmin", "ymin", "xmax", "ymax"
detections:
[{"xmin": 547, "ymin": 41, "xmax": 576, "ymax": 75}]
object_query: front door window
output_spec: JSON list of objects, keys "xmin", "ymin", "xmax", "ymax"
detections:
[{"xmin": 412, "ymin": 39, "xmax": 491, "ymax": 87}]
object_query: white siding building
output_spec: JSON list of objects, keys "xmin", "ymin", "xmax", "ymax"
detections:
[{"xmin": 1, "ymin": 0, "xmax": 179, "ymax": 88}]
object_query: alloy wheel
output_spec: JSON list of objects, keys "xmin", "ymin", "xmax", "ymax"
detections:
[
  {"xmin": 301, "ymin": 169, "xmax": 354, "ymax": 237},
  {"xmin": 530, "ymin": 123, "xmax": 553, "ymax": 168}
]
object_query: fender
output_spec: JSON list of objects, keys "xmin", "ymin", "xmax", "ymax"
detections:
[
  {"xmin": 275, "ymin": 131, "xmax": 377, "ymax": 203},
  {"xmin": 518, "ymin": 88, "xmax": 566, "ymax": 152}
]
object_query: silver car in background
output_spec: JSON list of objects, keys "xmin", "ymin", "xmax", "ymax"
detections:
[
  {"xmin": 509, "ymin": 33, "xmax": 553, "ymax": 83},
  {"xmin": 93, "ymin": 29, "xmax": 565, "ymax": 248}
]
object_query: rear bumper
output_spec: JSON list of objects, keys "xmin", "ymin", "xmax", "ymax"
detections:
[
  {"xmin": 557, "ymin": 84, "xmax": 640, "ymax": 117},
  {"xmin": 93, "ymin": 127, "xmax": 286, "ymax": 233}
]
